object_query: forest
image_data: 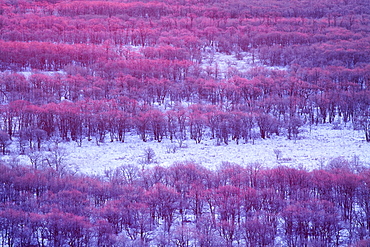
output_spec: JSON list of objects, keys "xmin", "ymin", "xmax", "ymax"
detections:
[
  {"xmin": 1, "ymin": 162, "xmax": 370, "ymax": 246},
  {"xmin": 0, "ymin": 0, "xmax": 370, "ymax": 245}
]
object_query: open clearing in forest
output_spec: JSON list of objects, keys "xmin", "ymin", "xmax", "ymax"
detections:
[{"xmin": 4, "ymin": 123, "xmax": 367, "ymax": 175}]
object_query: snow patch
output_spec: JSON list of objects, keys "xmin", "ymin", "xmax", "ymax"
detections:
[
  {"xmin": 200, "ymin": 50, "xmax": 287, "ymax": 79},
  {"xmin": 3, "ymin": 124, "xmax": 368, "ymax": 176}
]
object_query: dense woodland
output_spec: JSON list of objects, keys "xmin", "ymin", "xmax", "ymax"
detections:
[
  {"xmin": 1, "ymin": 162, "xmax": 370, "ymax": 246},
  {"xmin": 0, "ymin": 0, "xmax": 370, "ymax": 245},
  {"xmin": 0, "ymin": 0, "xmax": 369, "ymax": 147}
]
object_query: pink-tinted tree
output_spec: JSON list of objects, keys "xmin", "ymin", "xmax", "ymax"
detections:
[
  {"xmin": 145, "ymin": 183, "xmax": 180, "ymax": 232},
  {"xmin": 45, "ymin": 209, "xmax": 92, "ymax": 247},
  {"xmin": 188, "ymin": 109, "xmax": 206, "ymax": 144},
  {"xmin": 256, "ymin": 113, "xmax": 279, "ymax": 139},
  {"xmin": 0, "ymin": 208, "xmax": 31, "ymax": 247},
  {"xmin": 148, "ymin": 109, "xmax": 166, "ymax": 142},
  {"xmin": 241, "ymin": 214, "xmax": 276, "ymax": 247}
]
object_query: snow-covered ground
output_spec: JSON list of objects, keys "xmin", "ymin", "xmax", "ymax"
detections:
[
  {"xmin": 17, "ymin": 70, "xmax": 66, "ymax": 78},
  {"xmin": 201, "ymin": 49, "xmax": 287, "ymax": 79},
  {"xmin": 5, "ymin": 123, "xmax": 369, "ymax": 175}
]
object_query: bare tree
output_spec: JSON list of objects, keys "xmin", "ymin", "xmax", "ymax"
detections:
[
  {"xmin": 0, "ymin": 130, "xmax": 11, "ymax": 155},
  {"xmin": 106, "ymin": 164, "xmax": 140, "ymax": 185},
  {"xmin": 140, "ymin": 147, "xmax": 156, "ymax": 169},
  {"xmin": 19, "ymin": 127, "xmax": 47, "ymax": 151},
  {"xmin": 354, "ymin": 109, "xmax": 370, "ymax": 142},
  {"xmin": 286, "ymin": 116, "xmax": 303, "ymax": 140},
  {"xmin": 44, "ymin": 147, "xmax": 69, "ymax": 176},
  {"xmin": 27, "ymin": 151, "xmax": 43, "ymax": 170},
  {"xmin": 273, "ymin": 149, "xmax": 282, "ymax": 161}
]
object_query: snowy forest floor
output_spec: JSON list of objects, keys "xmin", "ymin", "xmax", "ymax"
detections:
[{"xmin": 2, "ymin": 123, "xmax": 369, "ymax": 175}]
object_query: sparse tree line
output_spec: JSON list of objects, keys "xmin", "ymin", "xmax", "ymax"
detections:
[
  {"xmin": 0, "ymin": 69, "xmax": 369, "ymax": 153},
  {"xmin": 0, "ymin": 97, "xmax": 293, "ymax": 151},
  {"xmin": 0, "ymin": 161, "xmax": 370, "ymax": 246},
  {"xmin": 0, "ymin": 95, "xmax": 366, "ymax": 155}
]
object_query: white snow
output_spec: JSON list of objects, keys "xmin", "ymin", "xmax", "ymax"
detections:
[
  {"xmin": 68, "ymin": 124, "xmax": 370, "ymax": 174},
  {"xmin": 5, "ymin": 123, "xmax": 368, "ymax": 175},
  {"xmin": 16, "ymin": 70, "xmax": 66, "ymax": 79}
]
